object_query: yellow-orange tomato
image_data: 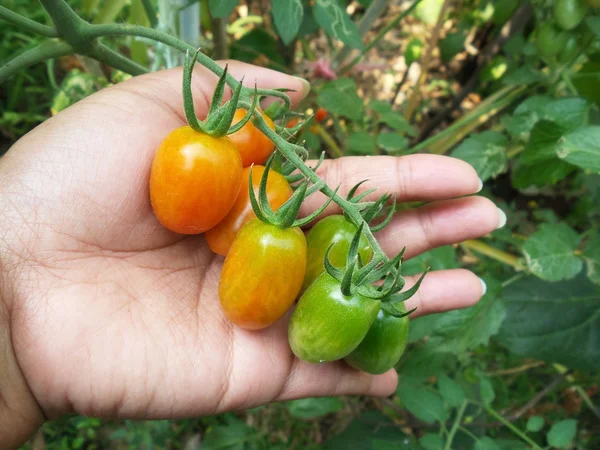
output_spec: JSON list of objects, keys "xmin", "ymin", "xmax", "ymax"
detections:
[
  {"xmin": 149, "ymin": 126, "xmax": 242, "ymax": 234},
  {"xmin": 219, "ymin": 219, "xmax": 307, "ymax": 330},
  {"xmin": 206, "ymin": 166, "xmax": 293, "ymax": 256},
  {"xmin": 228, "ymin": 108, "xmax": 275, "ymax": 167}
]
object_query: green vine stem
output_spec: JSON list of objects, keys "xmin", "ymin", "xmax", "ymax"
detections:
[
  {"xmin": 444, "ymin": 401, "xmax": 467, "ymax": 450},
  {"xmin": 0, "ymin": 40, "xmax": 73, "ymax": 84},
  {"xmin": 483, "ymin": 404, "xmax": 544, "ymax": 450},
  {"xmin": 0, "ymin": 5, "xmax": 58, "ymax": 37}
]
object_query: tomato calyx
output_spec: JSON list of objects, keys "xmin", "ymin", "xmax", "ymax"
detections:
[
  {"xmin": 249, "ymin": 154, "xmax": 339, "ymax": 229},
  {"xmin": 379, "ymin": 269, "xmax": 428, "ymax": 318},
  {"xmin": 345, "ymin": 180, "xmax": 397, "ymax": 233},
  {"xmin": 182, "ymin": 48, "xmax": 259, "ymax": 138}
]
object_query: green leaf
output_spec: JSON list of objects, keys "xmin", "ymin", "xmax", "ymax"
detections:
[
  {"xmin": 520, "ymin": 120, "xmax": 570, "ymax": 165},
  {"xmin": 209, "ymin": 0, "xmax": 239, "ymax": 18},
  {"xmin": 347, "ymin": 132, "xmax": 376, "ymax": 155},
  {"xmin": 437, "ymin": 374, "xmax": 465, "ymax": 408},
  {"xmin": 379, "ymin": 112, "xmax": 418, "ymax": 136},
  {"xmin": 397, "ymin": 342, "xmax": 451, "ymax": 384},
  {"xmin": 451, "ymin": 131, "xmax": 508, "ymax": 181},
  {"xmin": 377, "ymin": 133, "xmax": 409, "ymax": 153},
  {"xmin": 585, "ymin": 17, "xmax": 600, "ymax": 38},
  {"xmin": 502, "ymin": 66, "xmax": 543, "ymax": 85},
  {"xmin": 546, "ymin": 419, "xmax": 577, "ymax": 449},
  {"xmin": 474, "ymin": 437, "xmax": 502, "ymax": 450},
  {"xmin": 404, "ymin": 38, "xmax": 423, "ymax": 65},
  {"xmin": 522, "ymin": 223, "xmax": 582, "ymax": 281},
  {"xmin": 230, "ymin": 28, "xmax": 287, "ymax": 67},
  {"xmin": 479, "ymin": 375, "xmax": 495, "ymax": 406},
  {"xmin": 498, "ymin": 275, "xmax": 600, "ymax": 370},
  {"xmin": 526, "ymin": 416, "xmax": 544, "ymax": 432},
  {"xmin": 202, "ymin": 422, "xmax": 255, "ymax": 449},
  {"xmin": 402, "ymin": 246, "xmax": 458, "ymax": 277},
  {"xmin": 439, "ymin": 31, "xmax": 466, "ymax": 62},
  {"xmin": 369, "ymin": 100, "xmax": 393, "ymax": 114},
  {"xmin": 272, "ymin": 0, "xmax": 304, "ymax": 45},
  {"xmin": 583, "ymin": 233, "xmax": 600, "ymax": 285},
  {"xmin": 572, "ymin": 57, "xmax": 600, "ymax": 105},
  {"xmin": 313, "ymin": 0, "xmax": 364, "ymax": 49},
  {"xmin": 543, "ymin": 97, "xmax": 590, "ymax": 130},
  {"xmin": 318, "ymin": 79, "xmax": 364, "ymax": 120},
  {"xmin": 415, "ymin": 0, "xmax": 444, "ymax": 25},
  {"xmin": 286, "ymin": 397, "xmax": 344, "ymax": 419},
  {"xmin": 511, "ymin": 158, "xmax": 576, "ymax": 188},
  {"xmin": 397, "ymin": 381, "xmax": 450, "ymax": 424},
  {"xmin": 420, "ymin": 433, "xmax": 444, "ymax": 450},
  {"xmin": 556, "ymin": 126, "xmax": 600, "ymax": 173}
]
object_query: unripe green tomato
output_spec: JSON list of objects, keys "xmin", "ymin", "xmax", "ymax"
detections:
[
  {"xmin": 288, "ymin": 273, "xmax": 381, "ymax": 363},
  {"xmin": 558, "ymin": 33, "xmax": 580, "ymax": 63},
  {"xmin": 302, "ymin": 215, "xmax": 372, "ymax": 291},
  {"xmin": 536, "ymin": 23, "xmax": 569, "ymax": 58},
  {"xmin": 554, "ymin": 0, "xmax": 588, "ymax": 30},
  {"xmin": 587, "ymin": 0, "xmax": 600, "ymax": 8},
  {"xmin": 344, "ymin": 305, "xmax": 409, "ymax": 375}
]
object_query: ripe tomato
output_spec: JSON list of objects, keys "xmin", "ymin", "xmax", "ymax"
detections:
[
  {"xmin": 315, "ymin": 107, "xmax": 327, "ymax": 122},
  {"xmin": 289, "ymin": 273, "xmax": 380, "ymax": 363},
  {"xmin": 554, "ymin": 0, "xmax": 588, "ymax": 30},
  {"xmin": 219, "ymin": 219, "xmax": 307, "ymax": 330},
  {"xmin": 536, "ymin": 23, "xmax": 569, "ymax": 58},
  {"xmin": 150, "ymin": 126, "xmax": 242, "ymax": 234},
  {"xmin": 286, "ymin": 117, "xmax": 300, "ymax": 128},
  {"xmin": 303, "ymin": 215, "xmax": 372, "ymax": 291},
  {"xmin": 206, "ymin": 166, "xmax": 293, "ymax": 255},
  {"xmin": 228, "ymin": 108, "xmax": 276, "ymax": 167},
  {"xmin": 344, "ymin": 306, "xmax": 409, "ymax": 374}
]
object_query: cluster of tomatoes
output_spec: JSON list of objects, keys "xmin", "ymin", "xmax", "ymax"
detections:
[
  {"xmin": 536, "ymin": 0, "xmax": 598, "ymax": 62},
  {"xmin": 148, "ymin": 105, "xmax": 412, "ymax": 375}
]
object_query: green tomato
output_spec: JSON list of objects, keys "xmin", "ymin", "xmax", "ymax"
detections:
[
  {"xmin": 344, "ymin": 305, "xmax": 409, "ymax": 375},
  {"xmin": 558, "ymin": 33, "xmax": 580, "ymax": 63},
  {"xmin": 302, "ymin": 215, "xmax": 372, "ymax": 291},
  {"xmin": 536, "ymin": 23, "xmax": 569, "ymax": 58},
  {"xmin": 288, "ymin": 273, "xmax": 381, "ymax": 363},
  {"xmin": 554, "ymin": 0, "xmax": 588, "ymax": 30}
]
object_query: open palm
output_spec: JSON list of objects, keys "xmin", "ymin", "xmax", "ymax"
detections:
[{"xmin": 0, "ymin": 62, "xmax": 502, "ymax": 423}]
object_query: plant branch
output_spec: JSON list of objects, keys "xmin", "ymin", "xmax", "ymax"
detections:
[
  {"xmin": 0, "ymin": 40, "xmax": 73, "ymax": 84},
  {"xmin": 0, "ymin": 5, "xmax": 58, "ymax": 38},
  {"xmin": 141, "ymin": 0, "xmax": 158, "ymax": 28},
  {"xmin": 461, "ymin": 240, "xmax": 522, "ymax": 270},
  {"xmin": 211, "ymin": 18, "xmax": 229, "ymax": 60},
  {"xmin": 39, "ymin": 0, "xmax": 95, "ymax": 53},
  {"xmin": 444, "ymin": 401, "xmax": 467, "ymax": 450},
  {"xmin": 483, "ymin": 405, "xmax": 544, "ymax": 450},
  {"xmin": 506, "ymin": 374, "xmax": 566, "ymax": 421},
  {"xmin": 89, "ymin": 42, "xmax": 149, "ymax": 76}
]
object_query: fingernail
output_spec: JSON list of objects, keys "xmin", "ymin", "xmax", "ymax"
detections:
[
  {"xmin": 496, "ymin": 208, "xmax": 507, "ymax": 229},
  {"xmin": 293, "ymin": 76, "xmax": 311, "ymax": 99},
  {"xmin": 479, "ymin": 278, "xmax": 487, "ymax": 296},
  {"xmin": 476, "ymin": 177, "xmax": 483, "ymax": 193}
]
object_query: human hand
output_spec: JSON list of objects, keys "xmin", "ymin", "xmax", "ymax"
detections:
[{"xmin": 0, "ymin": 61, "xmax": 503, "ymax": 446}]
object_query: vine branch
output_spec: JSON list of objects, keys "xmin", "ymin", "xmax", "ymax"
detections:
[
  {"xmin": 0, "ymin": 5, "xmax": 58, "ymax": 38},
  {"xmin": 0, "ymin": 40, "xmax": 73, "ymax": 84}
]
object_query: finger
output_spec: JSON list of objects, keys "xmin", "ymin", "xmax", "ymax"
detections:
[
  {"xmin": 376, "ymin": 196, "xmax": 504, "ymax": 259},
  {"xmin": 299, "ymin": 155, "xmax": 482, "ymax": 216},
  {"xmin": 403, "ymin": 269, "xmax": 486, "ymax": 318},
  {"xmin": 277, "ymin": 359, "xmax": 398, "ymax": 401}
]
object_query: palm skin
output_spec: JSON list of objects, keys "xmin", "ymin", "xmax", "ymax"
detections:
[{"xmin": 0, "ymin": 61, "xmax": 502, "ymax": 430}]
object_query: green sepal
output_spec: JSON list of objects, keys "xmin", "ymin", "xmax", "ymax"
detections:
[
  {"xmin": 323, "ymin": 243, "xmax": 345, "ymax": 281},
  {"xmin": 387, "ymin": 269, "xmax": 429, "ymax": 303},
  {"xmin": 291, "ymin": 184, "xmax": 340, "ymax": 228},
  {"xmin": 339, "ymin": 223, "xmax": 364, "ymax": 296},
  {"xmin": 206, "ymin": 77, "xmax": 245, "ymax": 136},
  {"xmin": 346, "ymin": 180, "xmax": 370, "ymax": 202},
  {"xmin": 362, "ymin": 194, "xmax": 391, "ymax": 223},
  {"xmin": 370, "ymin": 195, "xmax": 397, "ymax": 233},
  {"xmin": 207, "ymin": 63, "xmax": 229, "ymax": 117},
  {"xmin": 381, "ymin": 302, "xmax": 417, "ymax": 318},
  {"xmin": 247, "ymin": 164, "xmax": 270, "ymax": 224},
  {"xmin": 183, "ymin": 48, "xmax": 207, "ymax": 133},
  {"xmin": 226, "ymin": 85, "xmax": 259, "ymax": 135},
  {"xmin": 277, "ymin": 181, "xmax": 308, "ymax": 228}
]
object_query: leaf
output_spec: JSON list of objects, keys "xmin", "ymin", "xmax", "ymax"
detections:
[
  {"xmin": 522, "ymin": 223, "xmax": 582, "ymax": 281},
  {"xmin": 439, "ymin": 31, "xmax": 466, "ymax": 62},
  {"xmin": 402, "ymin": 246, "xmax": 458, "ymax": 277},
  {"xmin": 586, "ymin": 17, "xmax": 600, "ymax": 38},
  {"xmin": 397, "ymin": 342, "xmax": 451, "ymax": 384},
  {"xmin": 404, "ymin": 38, "xmax": 423, "ymax": 65},
  {"xmin": 202, "ymin": 422, "xmax": 255, "ymax": 449},
  {"xmin": 379, "ymin": 113, "xmax": 418, "ymax": 136},
  {"xmin": 286, "ymin": 397, "xmax": 344, "ymax": 419},
  {"xmin": 543, "ymin": 97, "xmax": 590, "ymax": 130},
  {"xmin": 369, "ymin": 100, "xmax": 393, "ymax": 114},
  {"xmin": 313, "ymin": 0, "xmax": 364, "ymax": 49},
  {"xmin": 546, "ymin": 419, "xmax": 577, "ymax": 449},
  {"xmin": 502, "ymin": 66, "xmax": 543, "ymax": 85},
  {"xmin": 583, "ymin": 233, "xmax": 600, "ymax": 285},
  {"xmin": 572, "ymin": 58, "xmax": 600, "ymax": 105},
  {"xmin": 437, "ymin": 374, "xmax": 465, "ymax": 408},
  {"xmin": 318, "ymin": 79, "xmax": 364, "ymax": 120},
  {"xmin": 230, "ymin": 28, "xmax": 286, "ymax": 67},
  {"xmin": 520, "ymin": 120, "xmax": 571, "ymax": 165},
  {"xmin": 415, "ymin": 0, "xmax": 444, "ymax": 25},
  {"xmin": 556, "ymin": 126, "xmax": 600, "ymax": 173},
  {"xmin": 511, "ymin": 158, "xmax": 576, "ymax": 189},
  {"xmin": 348, "ymin": 132, "xmax": 376, "ymax": 155},
  {"xmin": 526, "ymin": 416, "xmax": 544, "ymax": 432},
  {"xmin": 378, "ymin": 133, "xmax": 409, "ymax": 153},
  {"xmin": 475, "ymin": 437, "xmax": 502, "ymax": 450},
  {"xmin": 272, "ymin": 0, "xmax": 303, "ymax": 45},
  {"xmin": 451, "ymin": 131, "xmax": 508, "ymax": 181},
  {"xmin": 479, "ymin": 375, "xmax": 495, "ymax": 406},
  {"xmin": 397, "ymin": 381, "xmax": 450, "ymax": 424},
  {"xmin": 209, "ymin": 0, "xmax": 239, "ymax": 18},
  {"xmin": 420, "ymin": 433, "xmax": 444, "ymax": 450},
  {"xmin": 498, "ymin": 275, "xmax": 600, "ymax": 371}
]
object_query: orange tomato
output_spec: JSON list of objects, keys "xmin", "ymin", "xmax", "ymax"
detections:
[
  {"xmin": 206, "ymin": 165, "xmax": 293, "ymax": 256},
  {"xmin": 315, "ymin": 107, "xmax": 327, "ymax": 122},
  {"xmin": 286, "ymin": 117, "xmax": 301, "ymax": 128},
  {"xmin": 228, "ymin": 108, "xmax": 275, "ymax": 167},
  {"xmin": 219, "ymin": 219, "xmax": 307, "ymax": 330},
  {"xmin": 149, "ymin": 126, "xmax": 242, "ymax": 234}
]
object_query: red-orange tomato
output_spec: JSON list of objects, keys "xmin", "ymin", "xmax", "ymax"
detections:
[
  {"xmin": 228, "ymin": 108, "xmax": 276, "ymax": 167},
  {"xmin": 315, "ymin": 107, "xmax": 327, "ymax": 122},
  {"xmin": 219, "ymin": 219, "xmax": 307, "ymax": 330},
  {"xmin": 286, "ymin": 117, "xmax": 300, "ymax": 128},
  {"xmin": 149, "ymin": 126, "xmax": 242, "ymax": 234},
  {"xmin": 205, "ymin": 166, "xmax": 293, "ymax": 256}
]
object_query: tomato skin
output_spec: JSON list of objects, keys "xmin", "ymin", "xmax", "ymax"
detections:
[
  {"xmin": 536, "ymin": 23, "xmax": 569, "ymax": 58},
  {"xmin": 206, "ymin": 166, "xmax": 293, "ymax": 255},
  {"xmin": 315, "ymin": 107, "xmax": 328, "ymax": 122},
  {"xmin": 554, "ymin": 0, "xmax": 588, "ymax": 30},
  {"xmin": 344, "ymin": 306, "xmax": 409, "ymax": 375},
  {"xmin": 150, "ymin": 126, "xmax": 242, "ymax": 234},
  {"xmin": 219, "ymin": 219, "xmax": 307, "ymax": 330},
  {"xmin": 289, "ymin": 273, "xmax": 381, "ymax": 363},
  {"xmin": 286, "ymin": 117, "xmax": 300, "ymax": 128},
  {"xmin": 228, "ymin": 108, "xmax": 276, "ymax": 167},
  {"xmin": 303, "ymin": 215, "xmax": 373, "ymax": 291}
]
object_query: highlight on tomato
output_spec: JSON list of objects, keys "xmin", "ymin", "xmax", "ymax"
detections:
[
  {"xmin": 554, "ymin": 0, "xmax": 588, "ymax": 30},
  {"xmin": 206, "ymin": 165, "xmax": 293, "ymax": 256},
  {"xmin": 228, "ymin": 108, "xmax": 276, "ymax": 167}
]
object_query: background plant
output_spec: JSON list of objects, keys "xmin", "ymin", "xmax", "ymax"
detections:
[{"xmin": 1, "ymin": 0, "xmax": 599, "ymax": 449}]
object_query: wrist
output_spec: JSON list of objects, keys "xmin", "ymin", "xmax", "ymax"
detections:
[{"xmin": 0, "ymin": 258, "xmax": 45, "ymax": 448}]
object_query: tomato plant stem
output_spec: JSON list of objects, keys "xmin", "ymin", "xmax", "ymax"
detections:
[
  {"xmin": 461, "ymin": 240, "xmax": 522, "ymax": 270},
  {"xmin": 483, "ymin": 405, "xmax": 544, "ymax": 450},
  {"xmin": 0, "ymin": 40, "xmax": 73, "ymax": 84},
  {"xmin": 0, "ymin": 5, "xmax": 58, "ymax": 37},
  {"xmin": 444, "ymin": 401, "xmax": 467, "ymax": 450}
]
